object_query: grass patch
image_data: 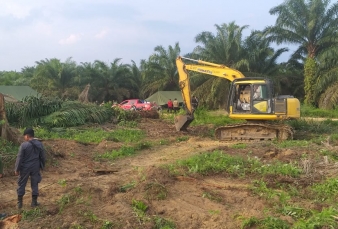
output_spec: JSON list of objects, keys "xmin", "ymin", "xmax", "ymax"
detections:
[
  {"xmin": 153, "ymin": 216, "xmax": 176, "ymax": 229},
  {"xmin": 311, "ymin": 178, "xmax": 338, "ymax": 202},
  {"xmin": 176, "ymin": 136, "xmax": 189, "ymax": 142},
  {"xmin": 22, "ymin": 208, "xmax": 45, "ymax": 221},
  {"xmin": 119, "ymin": 181, "xmax": 136, "ymax": 193},
  {"xmin": 0, "ymin": 139, "xmax": 20, "ymax": 172},
  {"xmin": 145, "ymin": 181, "xmax": 168, "ymax": 200},
  {"xmin": 301, "ymin": 105, "xmax": 338, "ymax": 118},
  {"xmin": 241, "ymin": 216, "xmax": 290, "ymax": 229},
  {"xmin": 34, "ymin": 127, "xmax": 145, "ymax": 144},
  {"xmin": 174, "ymin": 150, "xmax": 301, "ymax": 177},
  {"xmin": 202, "ymin": 191, "xmax": 223, "ymax": 203},
  {"xmin": 98, "ymin": 146, "xmax": 136, "ymax": 160},
  {"xmin": 191, "ymin": 108, "xmax": 242, "ymax": 127},
  {"xmin": 287, "ymin": 119, "xmax": 338, "ymax": 136},
  {"xmin": 292, "ymin": 207, "xmax": 338, "ymax": 229},
  {"xmin": 131, "ymin": 199, "xmax": 150, "ymax": 224},
  {"xmin": 229, "ymin": 143, "xmax": 247, "ymax": 149}
]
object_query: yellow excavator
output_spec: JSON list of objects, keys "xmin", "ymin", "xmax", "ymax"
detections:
[{"xmin": 175, "ymin": 56, "xmax": 300, "ymax": 141}]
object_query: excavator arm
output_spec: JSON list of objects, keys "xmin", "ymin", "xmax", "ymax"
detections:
[{"xmin": 175, "ymin": 56, "xmax": 245, "ymax": 131}]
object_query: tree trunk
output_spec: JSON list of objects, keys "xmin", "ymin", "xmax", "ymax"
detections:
[
  {"xmin": 0, "ymin": 93, "xmax": 22, "ymax": 145},
  {"xmin": 304, "ymin": 57, "xmax": 317, "ymax": 106}
]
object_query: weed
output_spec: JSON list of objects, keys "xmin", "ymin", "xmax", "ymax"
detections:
[
  {"xmin": 287, "ymin": 119, "xmax": 338, "ymax": 136},
  {"xmin": 176, "ymin": 136, "xmax": 189, "ymax": 142},
  {"xmin": 0, "ymin": 139, "xmax": 20, "ymax": 172},
  {"xmin": 58, "ymin": 179, "xmax": 67, "ymax": 187},
  {"xmin": 22, "ymin": 208, "xmax": 45, "ymax": 221},
  {"xmin": 153, "ymin": 216, "xmax": 176, "ymax": 229},
  {"xmin": 145, "ymin": 181, "xmax": 168, "ymax": 200},
  {"xmin": 119, "ymin": 181, "xmax": 136, "ymax": 192},
  {"xmin": 174, "ymin": 150, "xmax": 301, "ymax": 177},
  {"xmin": 202, "ymin": 191, "xmax": 223, "ymax": 203},
  {"xmin": 190, "ymin": 108, "xmax": 242, "ymax": 127},
  {"xmin": 251, "ymin": 180, "xmax": 277, "ymax": 200},
  {"xmin": 100, "ymin": 220, "xmax": 115, "ymax": 229},
  {"xmin": 106, "ymin": 129, "xmax": 145, "ymax": 143},
  {"xmin": 301, "ymin": 105, "xmax": 338, "ymax": 118},
  {"xmin": 280, "ymin": 205, "xmax": 312, "ymax": 220},
  {"xmin": 118, "ymin": 120, "xmax": 138, "ymax": 128},
  {"xmin": 159, "ymin": 139, "xmax": 170, "ymax": 145},
  {"xmin": 131, "ymin": 199, "xmax": 150, "ymax": 224},
  {"xmin": 74, "ymin": 186, "xmax": 83, "ymax": 194},
  {"xmin": 35, "ymin": 128, "xmax": 145, "ymax": 144},
  {"xmin": 229, "ymin": 143, "xmax": 247, "ymax": 149},
  {"xmin": 319, "ymin": 149, "xmax": 338, "ymax": 161},
  {"xmin": 293, "ymin": 207, "xmax": 338, "ymax": 229},
  {"xmin": 241, "ymin": 216, "xmax": 290, "ymax": 229},
  {"xmin": 57, "ymin": 194, "xmax": 73, "ymax": 212},
  {"xmin": 80, "ymin": 210, "xmax": 98, "ymax": 223},
  {"xmin": 311, "ymin": 178, "xmax": 338, "ymax": 202},
  {"xmin": 135, "ymin": 141, "xmax": 152, "ymax": 150},
  {"xmin": 96, "ymin": 146, "xmax": 136, "ymax": 161}
]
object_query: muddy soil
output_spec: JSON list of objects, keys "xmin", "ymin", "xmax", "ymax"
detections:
[{"xmin": 0, "ymin": 119, "xmax": 332, "ymax": 228}]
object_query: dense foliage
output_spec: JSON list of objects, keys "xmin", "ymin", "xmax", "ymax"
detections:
[
  {"xmin": 5, "ymin": 96, "xmax": 140, "ymax": 128},
  {"xmin": 1, "ymin": 0, "xmax": 338, "ymax": 109}
]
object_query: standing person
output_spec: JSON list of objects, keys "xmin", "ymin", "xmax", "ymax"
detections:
[
  {"xmin": 0, "ymin": 156, "xmax": 7, "ymax": 218},
  {"xmin": 173, "ymin": 98, "xmax": 179, "ymax": 113},
  {"xmin": 167, "ymin": 99, "xmax": 173, "ymax": 113},
  {"xmin": 15, "ymin": 128, "xmax": 45, "ymax": 209}
]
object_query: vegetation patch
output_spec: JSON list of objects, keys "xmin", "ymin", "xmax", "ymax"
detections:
[
  {"xmin": 96, "ymin": 146, "xmax": 136, "ymax": 161},
  {"xmin": 153, "ymin": 216, "xmax": 176, "ymax": 229},
  {"xmin": 190, "ymin": 108, "xmax": 243, "ymax": 127},
  {"xmin": 35, "ymin": 127, "xmax": 144, "ymax": 144},
  {"xmin": 173, "ymin": 150, "xmax": 301, "ymax": 177},
  {"xmin": 241, "ymin": 216, "xmax": 290, "ymax": 229}
]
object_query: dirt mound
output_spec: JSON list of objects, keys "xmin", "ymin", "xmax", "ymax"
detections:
[{"xmin": 138, "ymin": 109, "xmax": 160, "ymax": 119}]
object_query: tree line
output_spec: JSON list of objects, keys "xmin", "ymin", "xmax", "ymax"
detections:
[{"xmin": 1, "ymin": 0, "xmax": 338, "ymax": 109}]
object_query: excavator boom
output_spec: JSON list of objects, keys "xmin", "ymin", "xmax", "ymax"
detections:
[{"xmin": 175, "ymin": 56, "xmax": 244, "ymax": 131}]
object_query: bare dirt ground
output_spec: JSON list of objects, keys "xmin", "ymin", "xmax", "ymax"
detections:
[{"xmin": 0, "ymin": 118, "xmax": 334, "ymax": 228}]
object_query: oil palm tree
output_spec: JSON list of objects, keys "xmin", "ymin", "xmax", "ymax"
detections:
[
  {"xmin": 190, "ymin": 22, "xmax": 249, "ymax": 109},
  {"xmin": 141, "ymin": 42, "xmax": 181, "ymax": 97},
  {"xmin": 32, "ymin": 58, "xmax": 78, "ymax": 97},
  {"xmin": 265, "ymin": 0, "xmax": 338, "ymax": 105}
]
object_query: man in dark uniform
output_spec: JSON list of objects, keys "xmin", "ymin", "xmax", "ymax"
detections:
[{"xmin": 15, "ymin": 128, "xmax": 45, "ymax": 209}]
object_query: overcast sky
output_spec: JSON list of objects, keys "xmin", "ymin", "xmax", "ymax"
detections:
[{"xmin": 0, "ymin": 0, "xmax": 290, "ymax": 71}]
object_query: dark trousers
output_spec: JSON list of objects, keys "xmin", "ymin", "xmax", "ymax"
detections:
[{"xmin": 17, "ymin": 170, "xmax": 41, "ymax": 196}]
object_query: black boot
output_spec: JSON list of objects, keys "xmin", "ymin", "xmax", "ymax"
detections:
[
  {"xmin": 17, "ymin": 195, "xmax": 23, "ymax": 209},
  {"xmin": 31, "ymin": 195, "xmax": 39, "ymax": 207}
]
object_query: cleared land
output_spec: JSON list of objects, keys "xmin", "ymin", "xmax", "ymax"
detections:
[{"xmin": 1, "ymin": 117, "xmax": 338, "ymax": 229}]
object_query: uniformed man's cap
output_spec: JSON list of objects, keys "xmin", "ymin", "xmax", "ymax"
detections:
[{"xmin": 23, "ymin": 128, "xmax": 34, "ymax": 137}]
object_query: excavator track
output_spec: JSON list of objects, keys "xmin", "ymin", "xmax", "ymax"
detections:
[{"xmin": 215, "ymin": 122, "xmax": 293, "ymax": 141}]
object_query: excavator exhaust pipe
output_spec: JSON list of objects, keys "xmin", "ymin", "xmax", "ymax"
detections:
[{"xmin": 174, "ymin": 115, "xmax": 194, "ymax": 131}]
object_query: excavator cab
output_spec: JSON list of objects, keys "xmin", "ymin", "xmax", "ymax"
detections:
[{"xmin": 229, "ymin": 78, "xmax": 274, "ymax": 115}]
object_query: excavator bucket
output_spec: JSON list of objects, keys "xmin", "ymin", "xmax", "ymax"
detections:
[{"xmin": 174, "ymin": 114, "xmax": 194, "ymax": 131}]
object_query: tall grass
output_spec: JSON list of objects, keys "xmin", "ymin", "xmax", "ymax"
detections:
[
  {"xmin": 301, "ymin": 105, "xmax": 338, "ymax": 118},
  {"xmin": 191, "ymin": 107, "xmax": 242, "ymax": 127},
  {"xmin": 174, "ymin": 150, "xmax": 301, "ymax": 177},
  {"xmin": 34, "ymin": 127, "xmax": 145, "ymax": 144}
]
